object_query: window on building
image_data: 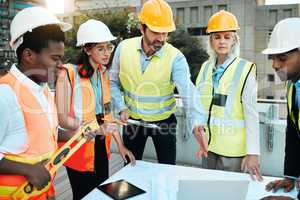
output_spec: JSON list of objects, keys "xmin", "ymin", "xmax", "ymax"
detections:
[
  {"xmin": 188, "ymin": 27, "xmax": 199, "ymax": 36},
  {"xmin": 218, "ymin": 4, "xmax": 227, "ymax": 11},
  {"xmin": 267, "ymin": 74, "xmax": 275, "ymax": 82},
  {"xmin": 187, "ymin": 27, "xmax": 208, "ymax": 36},
  {"xmin": 283, "ymin": 9, "xmax": 292, "ymax": 18},
  {"xmin": 176, "ymin": 8, "xmax": 185, "ymax": 25},
  {"xmin": 9, "ymin": 9, "xmax": 17, "ymax": 18},
  {"xmin": 269, "ymin": 10, "xmax": 278, "ymax": 26},
  {"xmin": 2, "ymin": 10, "xmax": 8, "ymax": 16},
  {"xmin": 204, "ymin": 5, "xmax": 213, "ymax": 22},
  {"xmin": 280, "ymin": 96, "xmax": 286, "ymax": 100},
  {"xmin": 0, "ymin": 0, "xmax": 8, "ymax": 7},
  {"xmin": 190, "ymin": 7, "xmax": 199, "ymax": 24},
  {"xmin": 0, "ymin": 40, "xmax": 5, "ymax": 47},
  {"xmin": 1, "ymin": 23, "xmax": 8, "ymax": 29},
  {"xmin": 266, "ymin": 96, "xmax": 274, "ymax": 99},
  {"xmin": 268, "ymin": 29, "xmax": 273, "ymax": 36}
]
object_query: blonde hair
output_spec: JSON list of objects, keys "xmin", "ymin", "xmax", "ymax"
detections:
[{"xmin": 207, "ymin": 32, "xmax": 240, "ymax": 62}]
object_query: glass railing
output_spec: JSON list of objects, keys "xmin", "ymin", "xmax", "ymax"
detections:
[{"xmin": 110, "ymin": 97, "xmax": 288, "ymax": 177}]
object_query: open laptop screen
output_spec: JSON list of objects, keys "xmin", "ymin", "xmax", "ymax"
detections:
[{"xmin": 178, "ymin": 180, "xmax": 249, "ymax": 200}]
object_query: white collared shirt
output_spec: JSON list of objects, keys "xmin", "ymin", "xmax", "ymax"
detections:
[
  {"xmin": 0, "ymin": 64, "xmax": 54, "ymax": 160},
  {"xmin": 242, "ymin": 69, "xmax": 260, "ymax": 155}
]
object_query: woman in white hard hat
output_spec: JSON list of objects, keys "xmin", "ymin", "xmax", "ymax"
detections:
[
  {"xmin": 55, "ymin": 19, "xmax": 135, "ymax": 200},
  {"xmin": 195, "ymin": 10, "xmax": 262, "ymax": 181}
]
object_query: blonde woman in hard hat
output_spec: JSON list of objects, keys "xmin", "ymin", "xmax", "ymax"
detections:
[
  {"xmin": 55, "ymin": 19, "xmax": 135, "ymax": 200},
  {"xmin": 260, "ymin": 18, "xmax": 300, "ymax": 200},
  {"xmin": 196, "ymin": 10, "xmax": 262, "ymax": 181},
  {"xmin": 110, "ymin": 0, "xmax": 208, "ymax": 165},
  {"xmin": 0, "ymin": 6, "xmax": 74, "ymax": 199}
]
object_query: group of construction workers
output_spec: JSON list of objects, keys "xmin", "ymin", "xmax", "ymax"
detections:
[{"xmin": 0, "ymin": 0, "xmax": 299, "ymax": 199}]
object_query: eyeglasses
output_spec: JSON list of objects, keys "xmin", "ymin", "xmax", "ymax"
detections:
[{"xmin": 97, "ymin": 44, "xmax": 115, "ymax": 54}]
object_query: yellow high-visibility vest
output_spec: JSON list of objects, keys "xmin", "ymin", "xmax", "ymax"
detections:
[
  {"xmin": 287, "ymin": 82, "xmax": 300, "ymax": 129},
  {"xmin": 119, "ymin": 37, "xmax": 179, "ymax": 121},
  {"xmin": 196, "ymin": 57, "xmax": 256, "ymax": 157}
]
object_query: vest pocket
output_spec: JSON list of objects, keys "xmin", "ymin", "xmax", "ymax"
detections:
[{"xmin": 212, "ymin": 93, "xmax": 227, "ymax": 107}]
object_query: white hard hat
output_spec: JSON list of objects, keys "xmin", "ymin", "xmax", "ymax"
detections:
[
  {"xmin": 10, "ymin": 6, "xmax": 72, "ymax": 50},
  {"xmin": 262, "ymin": 18, "xmax": 300, "ymax": 55},
  {"xmin": 76, "ymin": 19, "xmax": 116, "ymax": 47}
]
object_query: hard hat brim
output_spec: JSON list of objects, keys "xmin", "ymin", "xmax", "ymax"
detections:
[
  {"xmin": 9, "ymin": 21, "xmax": 72, "ymax": 48},
  {"xmin": 262, "ymin": 47, "xmax": 298, "ymax": 55},
  {"xmin": 76, "ymin": 36, "xmax": 117, "ymax": 47},
  {"xmin": 207, "ymin": 27, "xmax": 240, "ymax": 34},
  {"xmin": 146, "ymin": 23, "xmax": 176, "ymax": 33}
]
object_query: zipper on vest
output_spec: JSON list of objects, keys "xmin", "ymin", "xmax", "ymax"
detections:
[
  {"xmin": 207, "ymin": 87, "xmax": 215, "ymax": 146},
  {"xmin": 207, "ymin": 58, "xmax": 237, "ymax": 145}
]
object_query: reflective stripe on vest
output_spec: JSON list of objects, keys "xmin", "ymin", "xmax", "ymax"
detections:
[
  {"xmin": 196, "ymin": 57, "xmax": 255, "ymax": 157},
  {"xmin": 119, "ymin": 37, "xmax": 178, "ymax": 121},
  {"xmin": 58, "ymin": 64, "xmax": 111, "ymax": 172},
  {"xmin": 287, "ymin": 81, "xmax": 300, "ymax": 129},
  {"xmin": 0, "ymin": 73, "xmax": 57, "ymax": 198}
]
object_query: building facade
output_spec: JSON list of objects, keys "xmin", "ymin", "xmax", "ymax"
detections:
[
  {"xmin": 53, "ymin": 0, "xmax": 300, "ymax": 99},
  {"xmin": 0, "ymin": 0, "xmax": 45, "ymax": 69},
  {"xmin": 167, "ymin": 0, "xmax": 300, "ymax": 99}
]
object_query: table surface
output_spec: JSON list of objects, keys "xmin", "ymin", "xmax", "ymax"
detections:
[{"xmin": 83, "ymin": 161, "xmax": 297, "ymax": 200}]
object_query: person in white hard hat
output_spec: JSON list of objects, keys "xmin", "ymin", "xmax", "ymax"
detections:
[
  {"xmin": 260, "ymin": 18, "xmax": 300, "ymax": 200},
  {"xmin": 55, "ymin": 19, "xmax": 135, "ymax": 200},
  {"xmin": 0, "ymin": 6, "xmax": 79, "ymax": 200}
]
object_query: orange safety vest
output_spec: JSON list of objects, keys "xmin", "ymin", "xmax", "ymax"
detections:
[
  {"xmin": 0, "ymin": 73, "xmax": 58, "ymax": 200},
  {"xmin": 58, "ymin": 64, "xmax": 111, "ymax": 172}
]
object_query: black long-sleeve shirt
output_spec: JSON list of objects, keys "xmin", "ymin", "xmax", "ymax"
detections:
[
  {"xmin": 285, "ymin": 90, "xmax": 300, "ymax": 199},
  {"xmin": 284, "ymin": 115, "xmax": 300, "ymax": 178}
]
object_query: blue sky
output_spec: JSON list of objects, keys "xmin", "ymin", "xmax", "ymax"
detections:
[{"xmin": 266, "ymin": 0, "xmax": 300, "ymax": 5}]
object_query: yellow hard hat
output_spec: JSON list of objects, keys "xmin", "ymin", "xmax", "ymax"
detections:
[
  {"xmin": 206, "ymin": 10, "xmax": 240, "ymax": 33},
  {"xmin": 139, "ymin": 0, "xmax": 175, "ymax": 33}
]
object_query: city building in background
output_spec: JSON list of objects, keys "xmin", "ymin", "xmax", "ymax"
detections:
[
  {"xmin": 59, "ymin": 0, "xmax": 300, "ymax": 100},
  {"xmin": 1, "ymin": 0, "xmax": 300, "ymax": 100},
  {"xmin": 0, "ymin": 0, "xmax": 45, "ymax": 71}
]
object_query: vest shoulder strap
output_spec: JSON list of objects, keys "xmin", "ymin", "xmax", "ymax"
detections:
[
  {"xmin": 240, "ymin": 62, "xmax": 256, "ymax": 97},
  {"xmin": 61, "ymin": 63, "xmax": 77, "ymax": 89}
]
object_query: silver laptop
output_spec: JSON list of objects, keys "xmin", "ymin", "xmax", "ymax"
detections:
[{"xmin": 177, "ymin": 180, "xmax": 249, "ymax": 200}]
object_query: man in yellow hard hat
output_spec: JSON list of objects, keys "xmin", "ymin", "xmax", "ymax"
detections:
[
  {"xmin": 110, "ymin": 0, "xmax": 208, "ymax": 165},
  {"xmin": 260, "ymin": 18, "xmax": 300, "ymax": 200},
  {"xmin": 196, "ymin": 10, "xmax": 262, "ymax": 181}
]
